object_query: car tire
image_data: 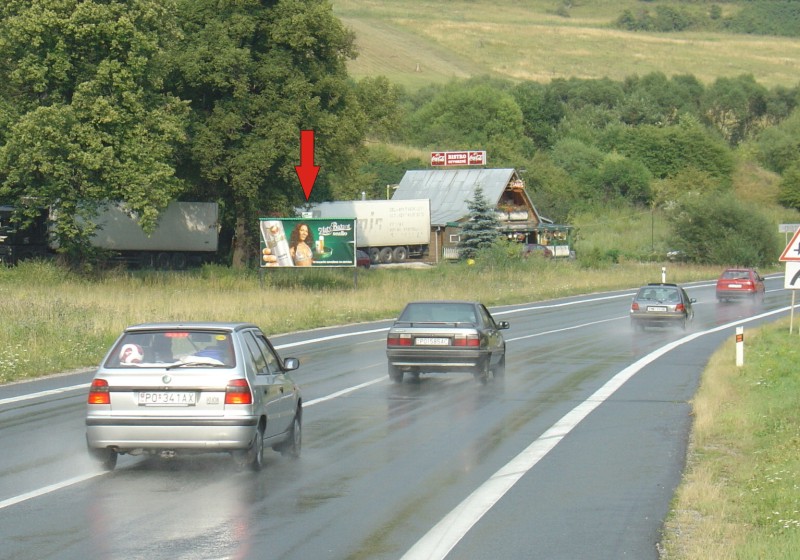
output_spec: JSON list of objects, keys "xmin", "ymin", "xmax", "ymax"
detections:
[
  {"xmin": 90, "ymin": 446, "xmax": 118, "ymax": 472},
  {"xmin": 279, "ymin": 410, "xmax": 302, "ymax": 459},
  {"xmin": 369, "ymin": 247, "xmax": 380, "ymax": 264},
  {"xmin": 493, "ymin": 353, "xmax": 506, "ymax": 379},
  {"xmin": 237, "ymin": 427, "xmax": 264, "ymax": 472},
  {"xmin": 474, "ymin": 359, "xmax": 490, "ymax": 384},
  {"xmin": 389, "ymin": 365, "xmax": 404, "ymax": 383}
]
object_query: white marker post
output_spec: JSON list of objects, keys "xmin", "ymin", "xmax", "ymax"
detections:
[
  {"xmin": 735, "ymin": 326, "xmax": 744, "ymax": 367},
  {"xmin": 661, "ymin": 266, "xmax": 666, "ymax": 283}
]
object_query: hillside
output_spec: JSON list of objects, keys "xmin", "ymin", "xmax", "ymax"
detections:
[{"xmin": 332, "ymin": 0, "xmax": 800, "ymax": 90}]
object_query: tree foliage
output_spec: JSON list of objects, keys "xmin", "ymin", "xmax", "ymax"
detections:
[
  {"xmin": 666, "ymin": 193, "xmax": 779, "ymax": 267},
  {"xmin": 168, "ymin": 0, "xmax": 366, "ymax": 266},
  {"xmin": 0, "ymin": 0, "xmax": 188, "ymax": 251},
  {"xmin": 458, "ymin": 186, "xmax": 501, "ymax": 260}
]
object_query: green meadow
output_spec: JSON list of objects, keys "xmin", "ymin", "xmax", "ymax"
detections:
[{"xmin": 333, "ymin": 0, "xmax": 800, "ymax": 90}]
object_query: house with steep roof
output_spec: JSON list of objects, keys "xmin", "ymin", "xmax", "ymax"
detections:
[{"xmin": 393, "ymin": 168, "xmax": 571, "ymax": 260}]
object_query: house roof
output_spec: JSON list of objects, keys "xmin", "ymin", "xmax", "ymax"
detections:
[{"xmin": 393, "ymin": 168, "xmax": 519, "ymax": 226}]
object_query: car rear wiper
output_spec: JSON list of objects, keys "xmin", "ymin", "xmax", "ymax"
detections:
[{"xmin": 166, "ymin": 359, "xmax": 227, "ymax": 370}]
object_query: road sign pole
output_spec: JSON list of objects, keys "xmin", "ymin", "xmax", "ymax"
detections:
[{"xmin": 792, "ymin": 291, "xmax": 796, "ymax": 335}]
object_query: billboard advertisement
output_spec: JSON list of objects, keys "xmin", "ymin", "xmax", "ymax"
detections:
[{"xmin": 259, "ymin": 218, "xmax": 356, "ymax": 268}]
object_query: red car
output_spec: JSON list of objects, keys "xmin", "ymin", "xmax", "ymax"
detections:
[
  {"xmin": 715, "ymin": 268, "xmax": 765, "ymax": 303},
  {"xmin": 356, "ymin": 249, "xmax": 371, "ymax": 269}
]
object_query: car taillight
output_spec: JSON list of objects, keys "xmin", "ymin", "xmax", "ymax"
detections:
[
  {"xmin": 631, "ymin": 302, "xmax": 640, "ymax": 311},
  {"xmin": 225, "ymin": 379, "xmax": 252, "ymax": 405},
  {"xmin": 88, "ymin": 379, "xmax": 110, "ymax": 405},
  {"xmin": 387, "ymin": 333, "xmax": 412, "ymax": 347},
  {"xmin": 453, "ymin": 334, "xmax": 480, "ymax": 347},
  {"xmin": 675, "ymin": 303, "xmax": 685, "ymax": 312}
]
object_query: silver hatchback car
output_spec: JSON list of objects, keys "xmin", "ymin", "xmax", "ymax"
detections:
[{"xmin": 86, "ymin": 322, "xmax": 302, "ymax": 471}]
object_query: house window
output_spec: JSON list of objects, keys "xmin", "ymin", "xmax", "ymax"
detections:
[{"xmin": 449, "ymin": 234, "xmax": 461, "ymax": 244}]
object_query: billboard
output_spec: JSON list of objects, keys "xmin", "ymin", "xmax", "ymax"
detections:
[
  {"xmin": 259, "ymin": 217, "xmax": 356, "ymax": 268},
  {"xmin": 430, "ymin": 150, "xmax": 487, "ymax": 166}
]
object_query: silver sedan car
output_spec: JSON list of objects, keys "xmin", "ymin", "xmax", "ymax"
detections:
[{"xmin": 86, "ymin": 322, "xmax": 302, "ymax": 471}]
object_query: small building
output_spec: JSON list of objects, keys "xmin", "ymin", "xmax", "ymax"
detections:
[{"xmin": 393, "ymin": 168, "xmax": 571, "ymax": 261}]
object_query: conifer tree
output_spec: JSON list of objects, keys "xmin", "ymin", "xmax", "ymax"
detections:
[{"xmin": 458, "ymin": 185, "xmax": 501, "ymax": 260}]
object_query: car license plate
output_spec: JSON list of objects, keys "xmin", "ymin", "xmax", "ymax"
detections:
[
  {"xmin": 647, "ymin": 306, "xmax": 668, "ymax": 312},
  {"xmin": 138, "ymin": 392, "xmax": 196, "ymax": 406},
  {"xmin": 728, "ymin": 283, "xmax": 742, "ymax": 288},
  {"xmin": 415, "ymin": 337, "xmax": 450, "ymax": 346}
]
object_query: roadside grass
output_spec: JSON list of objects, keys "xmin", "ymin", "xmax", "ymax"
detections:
[
  {"xmin": 660, "ymin": 319, "xmax": 800, "ymax": 559},
  {"xmin": 0, "ymin": 256, "xmax": 720, "ymax": 384},
  {"xmin": 333, "ymin": 0, "xmax": 800, "ymax": 89}
]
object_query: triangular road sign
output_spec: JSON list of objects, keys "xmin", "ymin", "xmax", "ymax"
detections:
[{"xmin": 780, "ymin": 227, "xmax": 800, "ymax": 261}]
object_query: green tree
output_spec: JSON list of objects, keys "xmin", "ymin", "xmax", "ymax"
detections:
[
  {"xmin": 458, "ymin": 186, "xmax": 501, "ymax": 260},
  {"xmin": 607, "ymin": 116, "xmax": 734, "ymax": 186},
  {"xmin": 512, "ymin": 81, "xmax": 565, "ymax": 150},
  {"xmin": 168, "ymin": 0, "xmax": 366, "ymax": 267},
  {"xmin": 756, "ymin": 108, "xmax": 800, "ymax": 174},
  {"xmin": 666, "ymin": 193, "xmax": 778, "ymax": 267},
  {"xmin": 595, "ymin": 153, "xmax": 653, "ymax": 206},
  {"xmin": 778, "ymin": 160, "xmax": 800, "ymax": 211},
  {"xmin": 406, "ymin": 79, "xmax": 529, "ymax": 160},
  {"xmin": 0, "ymin": 0, "xmax": 188, "ymax": 254},
  {"xmin": 701, "ymin": 74, "xmax": 770, "ymax": 145}
]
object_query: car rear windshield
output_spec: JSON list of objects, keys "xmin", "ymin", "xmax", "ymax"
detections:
[
  {"xmin": 105, "ymin": 330, "xmax": 236, "ymax": 368},
  {"xmin": 638, "ymin": 288, "xmax": 680, "ymax": 302},
  {"xmin": 722, "ymin": 270, "xmax": 751, "ymax": 280},
  {"xmin": 399, "ymin": 303, "xmax": 477, "ymax": 324}
]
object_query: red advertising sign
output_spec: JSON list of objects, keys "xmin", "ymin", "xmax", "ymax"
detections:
[{"xmin": 430, "ymin": 151, "xmax": 487, "ymax": 167}]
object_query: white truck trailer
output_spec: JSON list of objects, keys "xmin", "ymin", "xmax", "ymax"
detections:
[
  {"xmin": 88, "ymin": 201, "xmax": 220, "ymax": 269},
  {"xmin": 308, "ymin": 199, "xmax": 430, "ymax": 263}
]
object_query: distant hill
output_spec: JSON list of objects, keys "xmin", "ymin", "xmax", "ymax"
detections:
[{"xmin": 333, "ymin": 0, "xmax": 800, "ymax": 90}]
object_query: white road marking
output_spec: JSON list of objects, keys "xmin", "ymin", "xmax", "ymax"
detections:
[
  {"xmin": 399, "ymin": 305, "xmax": 791, "ymax": 560},
  {"xmin": 0, "ymin": 474, "xmax": 99, "ymax": 510},
  {"xmin": 0, "ymin": 383, "xmax": 90, "ymax": 406},
  {"xmin": 0, "ymin": 290, "xmax": 788, "ymax": 515}
]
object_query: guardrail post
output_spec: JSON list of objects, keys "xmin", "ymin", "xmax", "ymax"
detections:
[{"xmin": 735, "ymin": 326, "xmax": 744, "ymax": 367}]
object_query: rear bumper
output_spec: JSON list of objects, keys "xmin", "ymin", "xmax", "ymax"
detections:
[
  {"xmin": 716, "ymin": 290, "xmax": 758, "ymax": 300},
  {"xmin": 386, "ymin": 348, "xmax": 488, "ymax": 371},
  {"xmin": 630, "ymin": 313, "xmax": 685, "ymax": 326},
  {"xmin": 86, "ymin": 417, "xmax": 257, "ymax": 452}
]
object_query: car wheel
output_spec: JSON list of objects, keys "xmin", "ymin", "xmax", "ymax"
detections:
[
  {"xmin": 474, "ymin": 359, "xmax": 490, "ymax": 385},
  {"xmin": 280, "ymin": 410, "xmax": 302, "ymax": 459},
  {"xmin": 493, "ymin": 353, "xmax": 506, "ymax": 379},
  {"xmin": 681, "ymin": 317, "xmax": 687, "ymax": 331},
  {"xmin": 237, "ymin": 426, "xmax": 264, "ymax": 472},
  {"xmin": 90, "ymin": 446, "xmax": 118, "ymax": 472},
  {"xmin": 389, "ymin": 365, "xmax": 404, "ymax": 383}
]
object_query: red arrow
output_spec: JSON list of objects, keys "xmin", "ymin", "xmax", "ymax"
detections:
[{"xmin": 295, "ymin": 129, "xmax": 320, "ymax": 201}]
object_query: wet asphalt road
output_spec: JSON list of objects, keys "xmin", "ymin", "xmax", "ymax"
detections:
[{"xmin": 0, "ymin": 275, "xmax": 791, "ymax": 560}]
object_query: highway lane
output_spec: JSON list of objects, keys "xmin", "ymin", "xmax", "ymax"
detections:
[{"xmin": 0, "ymin": 276, "xmax": 791, "ymax": 560}]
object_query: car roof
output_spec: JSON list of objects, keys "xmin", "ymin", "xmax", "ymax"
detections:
[
  {"xmin": 644, "ymin": 283, "xmax": 679, "ymax": 288},
  {"xmin": 124, "ymin": 322, "xmax": 259, "ymax": 333}
]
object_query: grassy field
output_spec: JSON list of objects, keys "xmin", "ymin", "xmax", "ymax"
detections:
[
  {"xmin": 0, "ymin": 256, "xmax": 724, "ymax": 385},
  {"xmin": 660, "ymin": 319, "xmax": 800, "ymax": 559},
  {"xmin": 332, "ymin": 0, "xmax": 800, "ymax": 90}
]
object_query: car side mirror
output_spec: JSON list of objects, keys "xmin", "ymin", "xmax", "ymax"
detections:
[
  {"xmin": 690, "ymin": 298, "xmax": 697, "ymax": 303},
  {"xmin": 497, "ymin": 321, "xmax": 510, "ymax": 330},
  {"xmin": 283, "ymin": 357, "xmax": 299, "ymax": 371}
]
